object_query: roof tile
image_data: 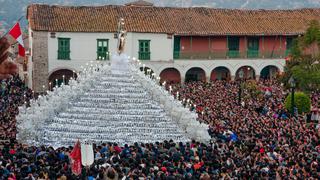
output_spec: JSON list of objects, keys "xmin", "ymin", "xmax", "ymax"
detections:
[{"xmin": 27, "ymin": 4, "xmax": 320, "ymax": 35}]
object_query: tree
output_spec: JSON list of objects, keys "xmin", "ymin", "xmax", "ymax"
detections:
[
  {"xmin": 282, "ymin": 20, "xmax": 320, "ymax": 92},
  {"xmin": 284, "ymin": 92, "xmax": 311, "ymax": 114}
]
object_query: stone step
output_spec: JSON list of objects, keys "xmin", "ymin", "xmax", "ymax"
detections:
[
  {"xmin": 65, "ymin": 107, "xmax": 165, "ymax": 115},
  {"xmin": 70, "ymin": 102, "xmax": 160, "ymax": 109}
]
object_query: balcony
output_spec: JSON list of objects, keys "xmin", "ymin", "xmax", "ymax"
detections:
[
  {"xmin": 139, "ymin": 52, "xmax": 150, "ymax": 60},
  {"xmin": 173, "ymin": 49, "xmax": 290, "ymax": 60}
]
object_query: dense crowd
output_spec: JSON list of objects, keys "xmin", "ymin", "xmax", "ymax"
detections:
[
  {"xmin": 0, "ymin": 76, "xmax": 33, "ymax": 139},
  {"xmin": 0, "ymin": 78, "xmax": 318, "ymax": 179},
  {"xmin": 0, "ymin": 140, "xmax": 214, "ymax": 179},
  {"xmin": 170, "ymin": 80, "xmax": 319, "ymax": 179}
]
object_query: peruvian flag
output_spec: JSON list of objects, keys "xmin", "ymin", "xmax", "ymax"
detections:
[
  {"xmin": 9, "ymin": 22, "xmax": 25, "ymax": 57},
  {"xmin": 70, "ymin": 140, "xmax": 82, "ymax": 176}
]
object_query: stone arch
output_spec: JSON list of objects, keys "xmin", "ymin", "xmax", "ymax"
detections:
[
  {"xmin": 160, "ymin": 68, "xmax": 181, "ymax": 84},
  {"xmin": 260, "ymin": 65, "xmax": 280, "ymax": 79},
  {"xmin": 235, "ymin": 66, "xmax": 256, "ymax": 80},
  {"xmin": 185, "ymin": 67, "xmax": 206, "ymax": 82},
  {"xmin": 211, "ymin": 66, "xmax": 231, "ymax": 81},
  {"xmin": 48, "ymin": 69, "xmax": 77, "ymax": 89}
]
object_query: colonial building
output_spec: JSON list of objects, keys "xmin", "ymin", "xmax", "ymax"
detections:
[{"xmin": 26, "ymin": 1, "xmax": 320, "ymax": 92}]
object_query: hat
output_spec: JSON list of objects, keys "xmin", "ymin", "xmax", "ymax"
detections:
[{"xmin": 154, "ymin": 166, "xmax": 159, "ymax": 171}]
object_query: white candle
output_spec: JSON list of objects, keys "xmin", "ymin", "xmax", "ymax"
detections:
[{"xmin": 62, "ymin": 75, "xmax": 65, "ymax": 85}]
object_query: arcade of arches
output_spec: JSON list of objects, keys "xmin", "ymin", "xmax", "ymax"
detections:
[
  {"xmin": 49, "ymin": 69, "xmax": 77, "ymax": 89},
  {"xmin": 159, "ymin": 68, "xmax": 181, "ymax": 83},
  {"xmin": 211, "ymin": 67, "xmax": 231, "ymax": 81},
  {"xmin": 185, "ymin": 67, "xmax": 206, "ymax": 82},
  {"xmin": 235, "ymin": 66, "xmax": 256, "ymax": 80},
  {"xmin": 260, "ymin": 65, "xmax": 280, "ymax": 79},
  {"xmin": 157, "ymin": 65, "xmax": 281, "ymax": 84}
]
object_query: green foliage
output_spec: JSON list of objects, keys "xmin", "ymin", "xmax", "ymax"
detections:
[
  {"xmin": 282, "ymin": 20, "xmax": 320, "ymax": 92},
  {"xmin": 304, "ymin": 20, "xmax": 320, "ymax": 45},
  {"xmin": 242, "ymin": 81, "xmax": 263, "ymax": 99},
  {"xmin": 284, "ymin": 92, "xmax": 311, "ymax": 114},
  {"xmin": 290, "ymin": 39, "xmax": 302, "ymax": 59}
]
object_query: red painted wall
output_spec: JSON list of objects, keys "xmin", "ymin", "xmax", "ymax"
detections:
[
  {"xmin": 239, "ymin": 37, "xmax": 246, "ymax": 52},
  {"xmin": 180, "ymin": 37, "xmax": 192, "ymax": 52},
  {"xmin": 179, "ymin": 35, "xmax": 291, "ymax": 54},
  {"xmin": 160, "ymin": 68, "xmax": 181, "ymax": 83},
  {"xmin": 192, "ymin": 37, "xmax": 210, "ymax": 52},
  {"xmin": 260, "ymin": 36, "xmax": 287, "ymax": 53},
  {"xmin": 211, "ymin": 36, "xmax": 227, "ymax": 51}
]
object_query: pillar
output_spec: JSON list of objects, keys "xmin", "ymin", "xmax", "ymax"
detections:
[
  {"xmin": 231, "ymin": 75, "xmax": 236, "ymax": 81},
  {"xmin": 256, "ymin": 75, "xmax": 260, "ymax": 81},
  {"xmin": 206, "ymin": 76, "xmax": 211, "ymax": 83}
]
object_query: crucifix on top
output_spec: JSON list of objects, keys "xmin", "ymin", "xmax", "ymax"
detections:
[{"xmin": 117, "ymin": 18, "xmax": 126, "ymax": 55}]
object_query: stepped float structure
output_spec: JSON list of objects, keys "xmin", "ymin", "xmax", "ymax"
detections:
[{"xmin": 17, "ymin": 18, "xmax": 210, "ymax": 147}]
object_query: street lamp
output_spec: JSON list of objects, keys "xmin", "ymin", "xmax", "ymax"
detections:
[
  {"xmin": 238, "ymin": 69, "xmax": 244, "ymax": 105},
  {"xmin": 288, "ymin": 76, "xmax": 296, "ymax": 116}
]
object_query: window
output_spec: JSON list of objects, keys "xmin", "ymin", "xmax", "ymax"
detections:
[
  {"xmin": 227, "ymin": 36, "xmax": 240, "ymax": 58},
  {"xmin": 139, "ymin": 40, "xmax": 150, "ymax": 60},
  {"xmin": 58, "ymin": 38, "xmax": 70, "ymax": 60},
  {"xmin": 286, "ymin": 37, "xmax": 294, "ymax": 50},
  {"xmin": 247, "ymin": 37, "xmax": 259, "ymax": 58},
  {"xmin": 97, "ymin": 39, "xmax": 109, "ymax": 60},
  {"xmin": 286, "ymin": 37, "xmax": 294, "ymax": 56}
]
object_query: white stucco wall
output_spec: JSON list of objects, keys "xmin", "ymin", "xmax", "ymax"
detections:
[
  {"xmin": 27, "ymin": 27, "xmax": 33, "ymax": 88},
  {"xmin": 47, "ymin": 32, "xmax": 117, "ymax": 74},
  {"xmin": 127, "ymin": 32, "xmax": 173, "ymax": 61},
  {"xmin": 47, "ymin": 32, "xmax": 173, "ymax": 75}
]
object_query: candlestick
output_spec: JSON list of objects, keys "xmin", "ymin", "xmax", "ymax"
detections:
[{"xmin": 55, "ymin": 79, "xmax": 58, "ymax": 87}]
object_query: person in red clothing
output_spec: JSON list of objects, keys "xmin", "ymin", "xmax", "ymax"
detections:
[{"xmin": 113, "ymin": 143, "xmax": 122, "ymax": 154}]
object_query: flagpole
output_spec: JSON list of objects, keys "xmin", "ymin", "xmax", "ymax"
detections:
[{"xmin": 0, "ymin": 15, "xmax": 25, "ymax": 39}]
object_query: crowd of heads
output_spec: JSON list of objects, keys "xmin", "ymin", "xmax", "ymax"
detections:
[
  {"xmin": 169, "ymin": 79, "xmax": 319, "ymax": 179},
  {"xmin": 0, "ymin": 76, "xmax": 33, "ymax": 140},
  {"xmin": 1, "ymin": 140, "xmax": 213, "ymax": 179},
  {"xmin": 0, "ymin": 37, "xmax": 33, "ymax": 140},
  {"xmin": 0, "ymin": 33, "xmax": 319, "ymax": 179},
  {"xmin": 1, "ymin": 77, "xmax": 318, "ymax": 179}
]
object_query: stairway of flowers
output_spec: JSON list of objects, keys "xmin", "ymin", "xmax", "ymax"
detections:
[{"xmin": 16, "ymin": 58, "xmax": 211, "ymax": 147}]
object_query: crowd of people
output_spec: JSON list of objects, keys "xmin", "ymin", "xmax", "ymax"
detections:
[
  {"xmin": 169, "ymin": 80, "xmax": 319, "ymax": 179},
  {"xmin": 0, "ymin": 76, "xmax": 33, "ymax": 140},
  {"xmin": 1, "ymin": 33, "xmax": 319, "ymax": 179},
  {"xmin": 0, "ymin": 78, "xmax": 318, "ymax": 179},
  {"xmin": 1, "ymin": 140, "xmax": 214, "ymax": 179}
]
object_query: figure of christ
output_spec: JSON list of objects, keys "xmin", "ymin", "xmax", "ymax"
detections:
[{"xmin": 117, "ymin": 31, "xmax": 126, "ymax": 55}]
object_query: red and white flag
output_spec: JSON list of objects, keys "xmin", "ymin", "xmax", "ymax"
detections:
[
  {"xmin": 9, "ymin": 22, "xmax": 25, "ymax": 57},
  {"xmin": 70, "ymin": 140, "xmax": 82, "ymax": 176}
]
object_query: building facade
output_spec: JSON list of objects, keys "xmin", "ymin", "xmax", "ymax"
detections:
[{"xmin": 26, "ymin": 3, "xmax": 320, "ymax": 92}]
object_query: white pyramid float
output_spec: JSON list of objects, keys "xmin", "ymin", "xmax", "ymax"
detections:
[{"xmin": 16, "ymin": 53, "xmax": 211, "ymax": 147}]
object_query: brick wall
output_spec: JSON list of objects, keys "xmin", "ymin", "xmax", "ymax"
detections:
[{"xmin": 32, "ymin": 31, "xmax": 48, "ymax": 93}]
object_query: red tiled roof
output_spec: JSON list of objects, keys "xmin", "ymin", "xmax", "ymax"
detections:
[{"xmin": 27, "ymin": 4, "xmax": 320, "ymax": 35}]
